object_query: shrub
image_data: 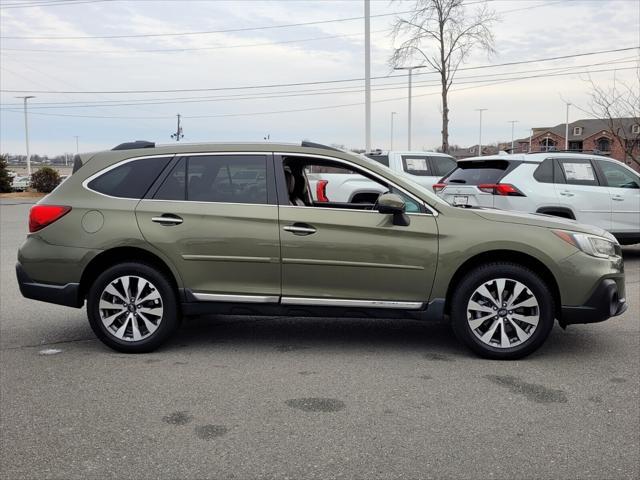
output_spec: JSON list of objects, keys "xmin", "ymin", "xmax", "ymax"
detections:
[
  {"xmin": 31, "ymin": 166, "xmax": 60, "ymax": 193},
  {"xmin": 0, "ymin": 155, "xmax": 11, "ymax": 193}
]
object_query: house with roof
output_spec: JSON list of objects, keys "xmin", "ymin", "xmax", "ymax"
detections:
[{"xmin": 513, "ymin": 117, "xmax": 640, "ymax": 171}]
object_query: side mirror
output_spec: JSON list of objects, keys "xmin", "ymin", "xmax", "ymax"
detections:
[{"xmin": 376, "ymin": 193, "xmax": 410, "ymax": 226}]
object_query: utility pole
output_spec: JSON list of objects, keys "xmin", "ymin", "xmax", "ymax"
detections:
[
  {"xmin": 508, "ymin": 120, "xmax": 519, "ymax": 152},
  {"xmin": 16, "ymin": 96, "xmax": 35, "ymax": 176},
  {"xmin": 394, "ymin": 65, "xmax": 424, "ymax": 150},
  {"xmin": 73, "ymin": 136, "xmax": 79, "ymax": 154},
  {"xmin": 171, "ymin": 114, "xmax": 184, "ymax": 141},
  {"xmin": 476, "ymin": 108, "xmax": 487, "ymax": 156},
  {"xmin": 364, "ymin": 0, "xmax": 371, "ymax": 152},
  {"xmin": 564, "ymin": 101, "xmax": 571, "ymax": 150},
  {"xmin": 390, "ymin": 111, "xmax": 397, "ymax": 150}
]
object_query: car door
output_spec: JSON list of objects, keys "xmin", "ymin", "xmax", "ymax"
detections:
[
  {"xmin": 276, "ymin": 154, "xmax": 438, "ymax": 306},
  {"xmin": 594, "ymin": 159, "xmax": 640, "ymax": 234},
  {"xmin": 135, "ymin": 153, "xmax": 281, "ymax": 301},
  {"xmin": 554, "ymin": 158, "xmax": 611, "ymax": 230}
]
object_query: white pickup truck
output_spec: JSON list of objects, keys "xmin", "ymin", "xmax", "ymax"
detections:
[{"xmin": 307, "ymin": 150, "xmax": 457, "ymax": 203}]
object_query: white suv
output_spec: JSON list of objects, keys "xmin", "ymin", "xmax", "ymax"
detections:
[{"xmin": 434, "ymin": 152, "xmax": 640, "ymax": 244}]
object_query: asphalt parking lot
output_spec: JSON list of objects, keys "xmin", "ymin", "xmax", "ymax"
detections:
[{"xmin": 1, "ymin": 200, "xmax": 638, "ymax": 480}]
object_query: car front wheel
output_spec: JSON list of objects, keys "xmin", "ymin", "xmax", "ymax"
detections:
[
  {"xmin": 451, "ymin": 262, "xmax": 555, "ymax": 360},
  {"xmin": 87, "ymin": 262, "xmax": 180, "ymax": 353}
]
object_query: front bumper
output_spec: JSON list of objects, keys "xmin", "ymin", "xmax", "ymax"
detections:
[
  {"xmin": 16, "ymin": 263, "xmax": 83, "ymax": 308},
  {"xmin": 560, "ymin": 279, "xmax": 627, "ymax": 326}
]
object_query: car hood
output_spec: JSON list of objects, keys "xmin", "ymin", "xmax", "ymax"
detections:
[{"xmin": 470, "ymin": 208, "xmax": 612, "ymax": 238}]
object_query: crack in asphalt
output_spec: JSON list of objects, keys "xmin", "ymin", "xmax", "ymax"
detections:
[{"xmin": 1, "ymin": 337, "xmax": 96, "ymax": 351}]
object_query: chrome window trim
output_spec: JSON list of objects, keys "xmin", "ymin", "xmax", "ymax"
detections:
[
  {"xmin": 193, "ymin": 293, "xmax": 279, "ymax": 303},
  {"xmin": 82, "ymin": 151, "xmax": 270, "ymax": 200},
  {"xmin": 278, "ymin": 204, "xmax": 431, "ymax": 217},
  {"xmin": 281, "ymin": 296, "xmax": 424, "ymax": 309},
  {"xmin": 276, "ymin": 151, "xmax": 439, "ymax": 216}
]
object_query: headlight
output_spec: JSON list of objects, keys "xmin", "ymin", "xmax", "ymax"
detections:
[{"xmin": 552, "ymin": 230, "xmax": 618, "ymax": 258}]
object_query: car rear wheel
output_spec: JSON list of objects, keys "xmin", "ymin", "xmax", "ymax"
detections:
[
  {"xmin": 451, "ymin": 262, "xmax": 555, "ymax": 360},
  {"xmin": 87, "ymin": 262, "xmax": 180, "ymax": 353}
]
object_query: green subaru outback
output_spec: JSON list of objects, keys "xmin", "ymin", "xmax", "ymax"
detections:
[{"xmin": 16, "ymin": 141, "xmax": 627, "ymax": 359}]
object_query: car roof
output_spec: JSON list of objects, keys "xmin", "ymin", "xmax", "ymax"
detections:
[
  {"xmin": 459, "ymin": 152, "xmax": 616, "ymax": 163},
  {"xmin": 368, "ymin": 150, "xmax": 454, "ymax": 158}
]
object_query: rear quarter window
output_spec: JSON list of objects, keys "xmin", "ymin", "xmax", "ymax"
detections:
[
  {"xmin": 443, "ymin": 160, "xmax": 511, "ymax": 185},
  {"xmin": 365, "ymin": 154, "xmax": 389, "ymax": 167},
  {"xmin": 87, "ymin": 157, "xmax": 172, "ymax": 199},
  {"xmin": 431, "ymin": 156, "xmax": 457, "ymax": 177}
]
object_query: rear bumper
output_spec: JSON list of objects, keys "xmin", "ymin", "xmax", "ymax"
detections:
[
  {"xmin": 16, "ymin": 263, "xmax": 83, "ymax": 308},
  {"xmin": 560, "ymin": 279, "xmax": 627, "ymax": 326}
]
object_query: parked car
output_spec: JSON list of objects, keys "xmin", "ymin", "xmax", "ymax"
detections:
[
  {"xmin": 17, "ymin": 141, "xmax": 626, "ymax": 359},
  {"xmin": 308, "ymin": 150, "xmax": 457, "ymax": 204},
  {"xmin": 11, "ymin": 175, "xmax": 30, "ymax": 192},
  {"xmin": 434, "ymin": 152, "xmax": 640, "ymax": 245}
]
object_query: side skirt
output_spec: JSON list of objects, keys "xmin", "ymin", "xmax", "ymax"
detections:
[{"xmin": 179, "ymin": 289, "xmax": 445, "ymax": 322}]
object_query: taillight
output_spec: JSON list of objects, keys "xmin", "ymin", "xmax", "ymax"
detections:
[
  {"xmin": 432, "ymin": 183, "xmax": 446, "ymax": 193},
  {"xmin": 316, "ymin": 179, "xmax": 329, "ymax": 202},
  {"xmin": 477, "ymin": 183, "xmax": 525, "ymax": 196},
  {"xmin": 29, "ymin": 205, "xmax": 71, "ymax": 232}
]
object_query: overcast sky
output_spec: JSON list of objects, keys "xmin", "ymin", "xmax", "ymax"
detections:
[{"xmin": 1, "ymin": 0, "xmax": 638, "ymax": 155}]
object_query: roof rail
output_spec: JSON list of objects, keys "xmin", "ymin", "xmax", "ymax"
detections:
[
  {"xmin": 526, "ymin": 149, "xmax": 609, "ymax": 155},
  {"xmin": 300, "ymin": 141, "xmax": 342, "ymax": 152},
  {"xmin": 112, "ymin": 140, "xmax": 155, "ymax": 151}
]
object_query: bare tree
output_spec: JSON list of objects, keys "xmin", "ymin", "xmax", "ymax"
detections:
[
  {"xmin": 587, "ymin": 69, "xmax": 640, "ymax": 168},
  {"xmin": 390, "ymin": 0, "xmax": 497, "ymax": 153}
]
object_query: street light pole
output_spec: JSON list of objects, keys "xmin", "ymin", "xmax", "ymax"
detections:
[
  {"xmin": 390, "ymin": 111, "xmax": 397, "ymax": 150},
  {"xmin": 564, "ymin": 101, "xmax": 571, "ymax": 150},
  {"xmin": 364, "ymin": 0, "xmax": 371, "ymax": 152},
  {"xmin": 16, "ymin": 96, "xmax": 35, "ymax": 176},
  {"xmin": 508, "ymin": 120, "xmax": 519, "ymax": 152},
  {"xmin": 476, "ymin": 108, "xmax": 487, "ymax": 156},
  {"xmin": 394, "ymin": 65, "xmax": 424, "ymax": 150}
]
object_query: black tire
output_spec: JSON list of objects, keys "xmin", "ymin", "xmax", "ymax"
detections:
[
  {"xmin": 450, "ymin": 262, "xmax": 555, "ymax": 360},
  {"xmin": 87, "ymin": 262, "xmax": 180, "ymax": 353}
]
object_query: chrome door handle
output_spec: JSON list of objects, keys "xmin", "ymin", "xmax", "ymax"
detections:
[
  {"xmin": 152, "ymin": 215, "xmax": 183, "ymax": 225},
  {"xmin": 559, "ymin": 190, "xmax": 574, "ymax": 197},
  {"xmin": 612, "ymin": 195, "xmax": 624, "ymax": 201},
  {"xmin": 283, "ymin": 223, "xmax": 317, "ymax": 235}
]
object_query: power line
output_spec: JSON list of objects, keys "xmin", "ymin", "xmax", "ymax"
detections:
[
  {"xmin": 2, "ymin": 46, "xmax": 636, "ymax": 95},
  {"xmin": 2, "ymin": 58, "xmax": 634, "ymax": 110},
  {"xmin": 3, "ymin": 65, "xmax": 634, "ymax": 120},
  {"xmin": 0, "ymin": 8, "xmax": 417, "ymax": 39},
  {"xmin": 0, "ymin": 29, "xmax": 392, "ymax": 54},
  {"xmin": 0, "ymin": 0, "xmax": 113, "ymax": 9}
]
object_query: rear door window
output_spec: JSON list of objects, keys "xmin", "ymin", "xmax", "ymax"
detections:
[
  {"xmin": 443, "ymin": 160, "xmax": 511, "ymax": 185},
  {"xmin": 401, "ymin": 156, "xmax": 431, "ymax": 176},
  {"xmin": 154, "ymin": 155, "xmax": 268, "ymax": 204},
  {"xmin": 558, "ymin": 159, "xmax": 599, "ymax": 186},
  {"xmin": 88, "ymin": 157, "xmax": 172, "ymax": 199}
]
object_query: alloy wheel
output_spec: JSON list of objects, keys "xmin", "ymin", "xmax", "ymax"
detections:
[
  {"xmin": 466, "ymin": 277, "xmax": 539, "ymax": 349},
  {"xmin": 98, "ymin": 275, "xmax": 163, "ymax": 342}
]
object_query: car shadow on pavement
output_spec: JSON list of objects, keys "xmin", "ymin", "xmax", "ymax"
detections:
[
  {"xmin": 170, "ymin": 315, "xmax": 464, "ymax": 357},
  {"xmin": 160, "ymin": 315, "xmax": 612, "ymax": 361}
]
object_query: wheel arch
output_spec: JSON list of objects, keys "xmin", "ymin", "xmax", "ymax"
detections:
[
  {"xmin": 444, "ymin": 249, "xmax": 561, "ymax": 318},
  {"xmin": 536, "ymin": 206, "xmax": 575, "ymax": 219},
  {"xmin": 79, "ymin": 246, "xmax": 182, "ymax": 301}
]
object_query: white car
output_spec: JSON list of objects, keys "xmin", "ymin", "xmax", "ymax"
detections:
[
  {"xmin": 308, "ymin": 150, "xmax": 457, "ymax": 204},
  {"xmin": 11, "ymin": 176, "xmax": 31, "ymax": 192},
  {"xmin": 434, "ymin": 152, "xmax": 640, "ymax": 244}
]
